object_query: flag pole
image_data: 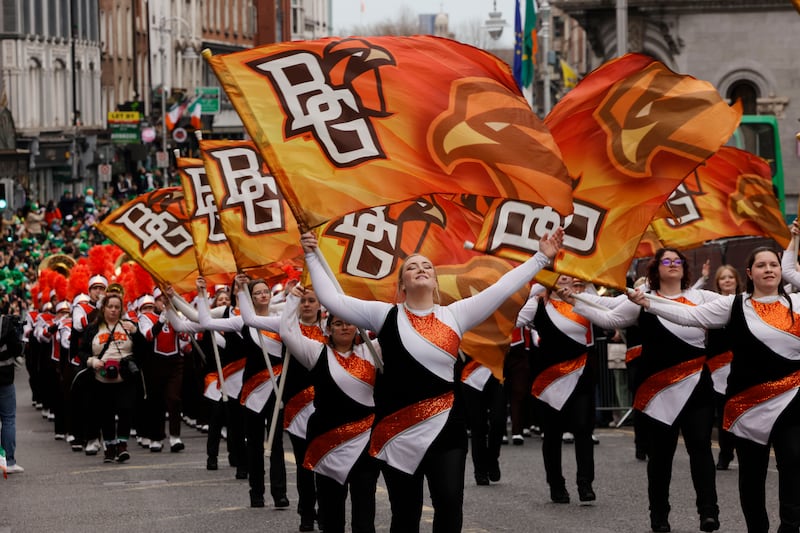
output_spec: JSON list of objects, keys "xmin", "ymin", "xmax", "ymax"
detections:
[{"xmin": 195, "ymin": 287, "xmax": 228, "ymax": 402}]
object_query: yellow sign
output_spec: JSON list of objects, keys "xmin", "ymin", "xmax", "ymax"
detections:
[{"xmin": 107, "ymin": 111, "xmax": 141, "ymax": 123}]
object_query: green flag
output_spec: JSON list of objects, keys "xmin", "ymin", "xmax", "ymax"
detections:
[{"xmin": 521, "ymin": 0, "xmax": 537, "ymax": 88}]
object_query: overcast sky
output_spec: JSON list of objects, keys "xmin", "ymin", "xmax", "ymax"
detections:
[{"xmin": 330, "ymin": 0, "xmax": 519, "ymax": 48}]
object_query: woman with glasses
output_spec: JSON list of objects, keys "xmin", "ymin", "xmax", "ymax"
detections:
[
  {"xmin": 565, "ymin": 248, "xmax": 722, "ymax": 533},
  {"xmin": 629, "ymin": 245, "xmax": 800, "ymax": 533},
  {"xmin": 196, "ymin": 275, "xmax": 288, "ymax": 510},
  {"xmin": 280, "ymin": 284, "xmax": 380, "ymax": 533},
  {"xmin": 300, "ymin": 228, "xmax": 563, "ymax": 533}
]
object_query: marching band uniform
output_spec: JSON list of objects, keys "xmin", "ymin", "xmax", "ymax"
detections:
[
  {"xmin": 461, "ymin": 359, "xmax": 505, "ymax": 486},
  {"xmin": 304, "ymin": 247, "xmax": 552, "ymax": 533},
  {"xmin": 574, "ymin": 288, "xmax": 720, "ymax": 531},
  {"xmin": 280, "ymin": 292, "xmax": 380, "ymax": 533},
  {"xmin": 528, "ymin": 293, "xmax": 596, "ymax": 503},
  {"xmin": 198, "ymin": 291, "xmax": 288, "ymax": 509}
]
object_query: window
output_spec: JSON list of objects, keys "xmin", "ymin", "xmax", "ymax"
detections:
[{"xmin": 727, "ymin": 81, "xmax": 758, "ymax": 115}]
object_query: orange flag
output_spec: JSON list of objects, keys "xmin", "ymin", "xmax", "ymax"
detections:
[
  {"xmin": 649, "ymin": 146, "xmax": 790, "ymax": 250},
  {"xmin": 95, "ymin": 188, "xmax": 199, "ymax": 294},
  {"xmin": 176, "ymin": 156, "xmax": 238, "ymax": 285},
  {"xmin": 313, "ymin": 194, "xmax": 527, "ymax": 378},
  {"xmin": 470, "ymin": 54, "xmax": 741, "ymax": 290},
  {"xmin": 204, "ymin": 35, "xmax": 573, "ymax": 231},
  {"xmin": 199, "ymin": 139, "xmax": 304, "ymax": 286}
]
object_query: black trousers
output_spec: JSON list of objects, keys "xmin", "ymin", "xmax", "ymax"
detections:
[
  {"xmin": 95, "ymin": 379, "xmax": 135, "ymax": 443},
  {"xmin": 244, "ymin": 399, "xmax": 287, "ymax": 500},
  {"xmin": 315, "ymin": 452, "xmax": 379, "ymax": 533},
  {"xmin": 504, "ymin": 344, "xmax": 533, "ymax": 435},
  {"xmin": 535, "ymin": 388, "xmax": 595, "ymax": 488},
  {"xmin": 380, "ymin": 444, "xmax": 467, "ymax": 533},
  {"xmin": 641, "ymin": 386, "xmax": 718, "ymax": 520},
  {"xmin": 145, "ymin": 356, "xmax": 184, "ymax": 440},
  {"xmin": 288, "ymin": 433, "xmax": 318, "ymax": 521},
  {"xmin": 734, "ymin": 397, "xmax": 800, "ymax": 533},
  {"xmin": 463, "ymin": 377, "xmax": 505, "ymax": 478}
]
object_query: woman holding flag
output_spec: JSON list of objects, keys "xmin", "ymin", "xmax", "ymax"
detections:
[
  {"xmin": 299, "ymin": 227, "xmax": 563, "ymax": 533},
  {"xmin": 196, "ymin": 275, "xmax": 289, "ymax": 510},
  {"xmin": 567, "ymin": 248, "xmax": 721, "ymax": 533},
  {"xmin": 629, "ymin": 245, "xmax": 800, "ymax": 533},
  {"xmin": 280, "ymin": 284, "xmax": 380, "ymax": 533},
  {"xmin": 517, "ymin": 274, "xmax": 597, "ymax": 504}
]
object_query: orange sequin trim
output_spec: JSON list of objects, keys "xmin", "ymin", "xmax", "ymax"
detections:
[
  {"xmin": 222, "ymin": 358, "xmax": 246, "ymax": 379},
  {"xmin": 723, "ymin": 370, "xmax": 800, "ymax": 431},
  {"xmin": 626, "ymin": 345, "xmax": 642, "ymax": 363},
  {"xmin": 304, "ymin": 415, "xmax": 375, "ymax": 470},
  {"xmin": 531, "ymin": 353, "xmax": 587, "ymax": 397},
  {"xmin": 284, "ymin": 386, "xmax": 315, "ymax": 429},
  {"xmin": 239, "ymin": 365, "xmax": 282, "ymax": 403},
  {"xmin": 204, "ymin": 372, "xmax": 219, "ymax": 391},
  {"xmin": 369, "ymin": 391, "xmax": 454, "ymax": 456},
  {"xmin": 634, "ymin": 357, "xmax": 704, "ymax": 411},
  {"xmin": 334, "ymin": 351, "xmax": 376, "ymax": 386},
  {"xmin": 550, "ymin": 300, "xmax": 590, "ymax": 328},
  {"xmin": 706, "ymin": 351, "xmax": 733, "ymax": 373},
  {"xmin": 301, "ymin": 323, "xmax": 326, "ymax": 343},
  {"xmin": 404, "ymin": 308, "xmax": 459, "ymax": 357},
  {"xmin": 260, "ymin": 329, "xmax": 281, "ymax": 342},
  {"xmin": 750, "ymin": 300, "xmax": 800, "ymax": 337}
]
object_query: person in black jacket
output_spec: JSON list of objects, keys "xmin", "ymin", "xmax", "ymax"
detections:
[{"xmin": 0, "ymin": 314, "xmax": 24, "ymax": 473}]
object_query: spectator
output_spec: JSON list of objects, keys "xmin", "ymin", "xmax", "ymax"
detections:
[
  {"xmin": 0, "ymin": 313, "xmax": 24, "ymax": 474},
  {"xmin": 58, "ymin": 190, "xmax": 76, "ymax": 218},
  {"xmin": 24, "ymin": 204, "xmax": 45, "ymax": 242}
]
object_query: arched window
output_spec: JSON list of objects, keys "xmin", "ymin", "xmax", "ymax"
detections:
[
  {"xmin": 28, "ymin": 58, "xmax": 43, "ymax": 128},
  {"xmin": 727, "ymin": 81, "xmax": 758, "ymax": 115}
]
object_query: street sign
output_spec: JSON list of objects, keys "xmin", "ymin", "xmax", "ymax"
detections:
[
  {"xmin": 141, "ymin": 127, "xmax": 156, "ymax": 143},
  {"xmin": 195, "ymin": 87, "xmax": 221, "ymax": 114},
  {"xmin": 108, "ymin": 111, "xmax": 141, "ymax": 144},
  {"xmin": 173, "ymin": 127, "xmax": 188, "ymax": 143},
  {"xmin": 156, "ymin": 151, "xmax": 169, "ymax": 169}
]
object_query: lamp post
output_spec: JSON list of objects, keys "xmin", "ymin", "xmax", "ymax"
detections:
[
  {"xmin": 541, "ymin": 0, "xmax": 552, "ymax": 115},
  {"xmin": 485, "ymin": 1, "xmax": 507, "ymax": 42},
  {"xmin": 153, "ymin": 15, "xmax": 198, "ymax": 188}
]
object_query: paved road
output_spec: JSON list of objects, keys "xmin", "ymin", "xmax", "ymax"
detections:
[{"xmin": 2, "ymin": 365, "xmax": 778, "ymax": 532}]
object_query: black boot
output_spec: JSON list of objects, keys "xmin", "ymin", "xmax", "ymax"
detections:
[
  {"xmin": 249, "ymin": 490, "xmax": 265, "ymax": 508},
  {"xmin": 103, "ymin": 443, "xmax": 117, "ymax": 463},
  {"xmin": 549, "ymin": 484, "xmax": 570, "ymax": 504},
  {"xmin": 206, "ymin": 456, "xmax": 218, "ymax": 471},
  {"xmin": 116, "ymin": 441, "xmax": 130, "ymax": 463},
  {"xmin": 577, "ymin": 481, "xmax": 596, "ymax": 502}
]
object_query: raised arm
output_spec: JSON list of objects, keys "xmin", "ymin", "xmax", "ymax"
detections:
[
  {"xmin": 781, "ymin": 224, "xmax": 800, "ymax": 290},
  {"xmin": 448, "ymin": 228, "xmax": 563, "ymax": 332},
  {"xmin": 302, "ymin": 234, "xmax": 392, "ymax": 332},
  {"xmin": 196, "ymin": 277, "xmax": 243, "ymax": 332},
  {"xmin": 279, "ymin": 289, "xmax": 325, "ymax": 370},
  {"xmin": 572, "ymin": 296, "xmax": 641, "ymax": 329},
  {"xmin": 166, "ymin": 308, "xmax": 203, "ymax": 334}
]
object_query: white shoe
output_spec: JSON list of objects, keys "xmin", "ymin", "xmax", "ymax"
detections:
[
  {"xmin": 562, "ymin": 432, "xmax": 575, "ymax": 443},
  {"xmin": 130, "ymin": 429, "xmax": 137, "ymax": 437},
  {"xmin": 54, "ymin": 434, "xmax": 66, "ymax": 441},
  {"xmin": 85, "ymin": 439, "xmax": 101, "ymax": 455},
  {"xmin": 140, "ymin": 438, "xmax": 151, "ymax": 448},
  {"xmin": 512, "ymin": 434, "xmax": 524, "ymax": 445},
  {"xmin": 42, "ymin": 408, "xmax": 50, "ymax": 419},
  {"xmin": 66, "ymin": 434, "xmax": 75, "ymax": 443},
  {"xmin": 6, "ymin": 464, "xmax": 24, "ymax": 474},
  {"xmin": 169, "ymin": 437, "xmax": 185, "ymax": 453},
  {"xmin": 149, "ymin": 440, "xmax": 163, "ymax": 452},
  {"xmin": 522, "ymin": 428, "xmax": 532, "ymax": 437}
]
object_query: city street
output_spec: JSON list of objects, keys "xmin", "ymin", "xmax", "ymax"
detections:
[{"xmin": 2, "ymin": 365, "xmax": 778, "ymax": 533}]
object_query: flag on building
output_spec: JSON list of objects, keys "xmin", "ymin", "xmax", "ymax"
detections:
[
  {"xmin": 164, "ymin": 97, "xmax": 190, "ymax": 132},
  {"xmin": 522, "ymin": 0, "xmax": 537, "ymax": 88},
  {"xmin": 189, "ymin": 98, "xmax": 203, "ymax": 129},
  {"xmin": 513, "ymin": 0, "xmax": 523, "ymax": 88},
  {"xmin": 560, "ymin": 59, "xmax": 578, "ymax": 89}
]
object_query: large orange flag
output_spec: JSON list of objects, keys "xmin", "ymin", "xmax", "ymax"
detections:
[
  {"xmin": 95, "ymin": 188, "xmax": 199, "ymax": 294},
  {"xmin": 313, "ymin": 194, "xmax": 527, "ymax": 378},
  {"xmin": 176, "ymin": 156, "xmax": 238, "ymax": 286},
  {"xmin": 470, "ymin": 54, "xmax": 741, "ymax": 289},
  {"xmin": 199, "ymin": 139, "xmax": 304, "ymax": 286},
  {"xmin": 204, "ymin": 35, "xmax": 573, "ymax": 231},
  {"xmin": 649, "ymin": 146, "xmax": 790, "ymax": 250}
]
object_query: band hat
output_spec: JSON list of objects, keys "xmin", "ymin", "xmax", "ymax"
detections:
[
  {"xmin": 153, "ymin": 287, "xmax": 163, "ymax": 299},
  {"xmin": 72, "ymin": 293, "xmax": 91, "ymax": 305},
  {"xmin": 55, "ymin": 301, "xmax": 70, "ymax": 313},
  {"xmin": 139, "ymin": 294, "xmax": 156, "ymax": 309},
  {"xmin": 88, "ymin": 274, "xmax": 109, "ymax": 290}
]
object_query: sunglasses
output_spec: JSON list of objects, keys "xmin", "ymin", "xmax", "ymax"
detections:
[{"xmin": 660, "ymin": 258, "xmax": 684, "ymax": 267}]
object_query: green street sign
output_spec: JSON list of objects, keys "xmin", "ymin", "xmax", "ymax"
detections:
[{"xmin": 195, "ymin": 87, "xmax": 221, "ymax": 114}]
